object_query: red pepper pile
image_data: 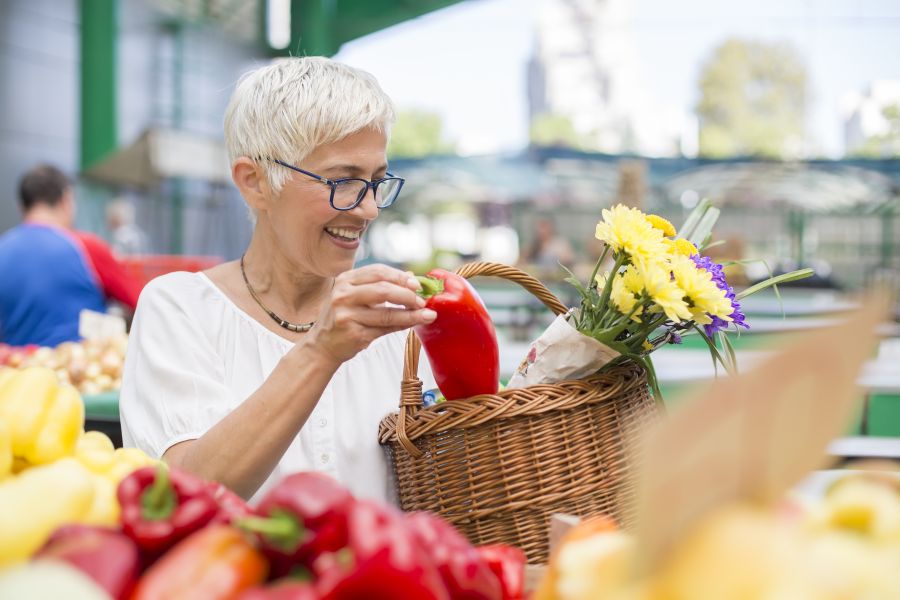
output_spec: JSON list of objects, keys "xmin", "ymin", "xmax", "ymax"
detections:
[
  {"xmin": 415, "ymin": 269, "xmax": 500, "ymax": 401},
  {"xmin": 35, "ymin": 465, "xmax": 526, "ymax": 600}
]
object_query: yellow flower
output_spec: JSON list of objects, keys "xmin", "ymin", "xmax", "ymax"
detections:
[
  {"xmin": 645, "ymin": 214, "xmax": 676, "ymax": 237},
  {"xmin": 639, "ymin": 263, "xmax": 693, "ymax": 322},
  {"xmin": 642, "ymin": 339, "xmax": 653, "ymax": 351},
  {"xmin": 594, "ymin": 205, "xmax": 668, "ymax": 269},
  {"xmin": 669, "ymin": 255, "xmax": 733, "ymax": 324},
  {"xmin": 610, "ymin": 270, "xmax": 643, "ymax": 322},
  {"xmin": 671, "ymin": 238, "xmax": 698, "ymax": 257}
]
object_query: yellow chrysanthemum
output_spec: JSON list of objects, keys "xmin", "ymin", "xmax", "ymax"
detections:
[
  {"xmin": 594, "ymin": 205, "xmax": 669, "ymax": 269},
  {"xmin": 610, "ymin": 271, "xmax": 643, "ymax": 322},
  {"xmin": 669, "ymin": 255, "xmax": 733, "ymax": 324},
  {"xmin": 672, "ymin": 238, "xmax": 698, "ymax": 257},
  {"xmin": 637, "ymin": 263, "xmax": 692, "ymax": 323},
  {"xmin": 645, "ymin": 214, "xmax": 677, "ymax": 237},
  {"xmin": 642, "ymin": 339, "xmax": 653, "ymax": 351},
  {"xmin": 620, "ymin": 265, "xmax": 644, "ymax": 295}
]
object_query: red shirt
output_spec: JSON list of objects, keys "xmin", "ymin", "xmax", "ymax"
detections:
[{"xmin": 70, "ymin": 231, "xmax": 143, "ymax": 310}]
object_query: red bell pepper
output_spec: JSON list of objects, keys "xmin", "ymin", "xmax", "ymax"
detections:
[
  {"xmin": 132, "ymin": 525, "xmax": 268, "ymax": 600},
  {"xmin": 237, "ymin": 581, "xmax": 321, "ymax": 600},
  {"xmin": 207, "ymin": 480, "xmax": 254, "ymax": 525},
  {"xmin": 415, "ymin": 269, "xmax": 499, "ymax": 400},
  {"xmin": 117, "ymin": 464, "xmax": 219, "ymax": 556},
  {"xmin": 238, "ymin": 472, "xmax": 355, "ymax": 578},
  {"xmin": 405, "ymin": 511, "xmax": 503, "ymax": 600},
  {"xmin": 35, "ymin": 524, "xmax": 140, "ymax": 600},
  {"xmin": 314, "ymin": 500, "xmax": 450, "ymax": 600},
  {"xmin": 475, "ymin": 544, "xmax": 527, "ymax": 600}
]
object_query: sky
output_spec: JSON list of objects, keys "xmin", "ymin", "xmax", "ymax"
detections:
[{"xmin": 335, "ymin": 0, "xmax": 900, "ymax": 158}]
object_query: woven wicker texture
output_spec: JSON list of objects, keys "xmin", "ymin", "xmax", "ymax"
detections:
[{"xmin": 378, "ymin": 262, "xmax": 659, "ymax": 563}]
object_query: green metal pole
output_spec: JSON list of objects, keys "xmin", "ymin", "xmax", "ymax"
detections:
[
  {"xmin": 80, "ymin": 0, "xmax": 117, "ymax": 170},
  {"xmin": 291, "ymin": 0, "xmax": 337, "ymax": 56},
  {"xmin": 170, "ymin": 22, "xmax": 185, "ymax": 254}
]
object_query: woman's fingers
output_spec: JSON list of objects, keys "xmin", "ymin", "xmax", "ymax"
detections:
[
  {"xmin": 338, "ymin": 280, "xmax": 425, "ymax": 310},
  {"xmin": 355, "ymin": 306, "xmax": 436, "ymax": 329},
  {"xmin": 341, "ymin": 264, "xmax": 421, "ymax": 292}
]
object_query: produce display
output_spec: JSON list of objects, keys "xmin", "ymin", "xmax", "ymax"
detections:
[
  {"xmin": 0, "ymin": 334, "xmax": 127, "ymax": 395},
  {"xmin": 415, "ymin": 269, "xmax": 500, "ymax": 400},
  {"xmin": 0, "ymin": 366, "xmax": 156, "ymax": 563},
  {"xmin": 535, "ymin": 471, "xmax": 900, "ymax": 599},
  {"xmin": 0, "ymin": 362, "xmax": 526, "ymax": 600}
]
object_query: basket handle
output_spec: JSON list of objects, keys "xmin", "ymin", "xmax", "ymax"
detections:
[{"xmin": 395, "ymin": 262, "xmax": 569, "ymax": 456}]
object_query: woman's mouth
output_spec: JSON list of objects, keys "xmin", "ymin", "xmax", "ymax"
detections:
[{"xmin": 324, "ymin": 226, "xmax": 362, "ymax": 248}]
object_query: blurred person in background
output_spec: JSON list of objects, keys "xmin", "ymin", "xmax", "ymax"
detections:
[
  {"xmin": 522, "ymin": 215, "xmax": 574, "ymax": 271},
  {"xmin": 0, "ymin": 164, "xmax": 143, "ymax": 347},
  {"xmin": 120, "ymin": 57, "xmax": 436, "ymax": 503},
  {"xmin": 106, "ymin": 198, "xmax": 148, "ymax": 255}
]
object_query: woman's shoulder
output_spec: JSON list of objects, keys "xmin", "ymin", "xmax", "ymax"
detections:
[{"xmin": 138, "ymin": 271, "xmax": 215, "ymax": 307}]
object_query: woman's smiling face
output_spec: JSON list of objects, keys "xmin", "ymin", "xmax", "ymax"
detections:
[{"xmin": 264, "ymin": 127, "xmax": 388, "ymax": 277}]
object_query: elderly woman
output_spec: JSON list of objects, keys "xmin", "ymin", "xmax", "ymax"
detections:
[{"xmin": 119, "ymin": 57, "xmax": 436, "ymax": 503}]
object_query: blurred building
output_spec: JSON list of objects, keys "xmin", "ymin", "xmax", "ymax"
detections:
[
  {"xmin": 843, "ymin": 80, "xmax": 900, "ymax": 156},
  {"xmin": 526, "ymin": 0, "xmax": 683, "ymax": 156}
]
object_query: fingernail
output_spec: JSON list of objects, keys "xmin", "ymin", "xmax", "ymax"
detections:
[
  {"xmin": 407, "ymin": 277, "xmax": 421, "ymax": 290},
  {"xmin": 416, "ymin": 296, "xmax": 426, "ymax": 308},
  {"xmin": 422, "ymin": 309, "xmax": 437, "ymax": 322}
]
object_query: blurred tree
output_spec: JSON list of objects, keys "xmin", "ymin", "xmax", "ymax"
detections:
[
  {"xmin": 696, "ymin": 39, "xmax": 808, "ymax": 158},
  {"xmin": 849, "ymin": 104, "xmax": 900, "ymax": 158},
  {"xmin": 529, "ymin": 113, "xmax": 585, "ymax": 148},
  {"xmin": 388, "ymin": 109, "xmax": 455, "ymax": 158}
]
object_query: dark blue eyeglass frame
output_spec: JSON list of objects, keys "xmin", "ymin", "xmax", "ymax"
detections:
[{"xmin": 271, "ymin": 158, "xmax": 404, "ymax": 211}]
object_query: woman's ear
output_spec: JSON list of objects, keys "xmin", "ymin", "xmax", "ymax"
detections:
[{"xmin": 232, "ymin": 158, "xmax": 271, "ymax": 213}]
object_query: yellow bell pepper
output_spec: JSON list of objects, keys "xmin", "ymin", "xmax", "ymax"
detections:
[
  {"xmin": 0, "ymin": 367, "xmax": 84, "ymax": 466},
  {"xmin": 80, "ymin": 473, "xmax": 120, "ymax": 526},
  {"xmin": 0, "ymin": 419, "xmax": 11, "ymax": 480},
  {"xmin": 74, "ymin": 430, "xmax": 117, "ymax": 476},
  {"xmin": 0, "ymin": 458, "xmax": 95, "ymax": 565}
]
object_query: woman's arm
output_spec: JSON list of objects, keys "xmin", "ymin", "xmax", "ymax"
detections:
[
  {"xmin": 160, "ymin": 264, "xmax": 435, "ymax": 499},
  {"xmin": 162, "ymin": 341, "xmax": 336, "ymax": 499}
]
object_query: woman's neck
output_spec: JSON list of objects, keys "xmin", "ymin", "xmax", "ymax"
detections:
[{"xmin": 242, "ymin": 233, "xmax": 332, "ymax": 317}]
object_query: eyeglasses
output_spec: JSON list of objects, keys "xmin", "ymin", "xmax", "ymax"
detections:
[{"xmin": 271, "ymin": 159, "xmax": 404, "ymax": 211}]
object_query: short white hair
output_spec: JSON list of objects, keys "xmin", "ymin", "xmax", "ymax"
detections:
[{"xmin": 224, "ymin": 57, "xmax": 396, "ymax": 196}]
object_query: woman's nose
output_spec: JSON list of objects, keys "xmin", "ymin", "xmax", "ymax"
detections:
[{"xmin": 351, "ymin": 187, "xmax": 380, "ymax": 219}]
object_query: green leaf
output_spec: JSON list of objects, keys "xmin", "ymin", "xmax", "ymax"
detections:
[
  {"xmin": 718, "ymin": 330, "xmax": 739, "ymax": 374},
  {"xmin": 692, "ymin": 324, "xmax": 733, "ymax": 376},
  {"xmin": 736, "ymin": 268, "xmax": 815, "ymax": 300},
  {"xmin": 678, "ymin": 198, "xmax": 712, "ymax": 241},
  {"xmin": 690, "ymin": 206, "xmax": 721, "ymax": 248}
]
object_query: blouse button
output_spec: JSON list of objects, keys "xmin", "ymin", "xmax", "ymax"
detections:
[{"xmin": 318, "ymin": 418, "xmax": 327, "ymax": 428}]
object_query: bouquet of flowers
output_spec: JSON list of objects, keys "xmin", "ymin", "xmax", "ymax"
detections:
[{"xmin": 508, "ymin": 200, "xmax": 813, "ymax": 395}]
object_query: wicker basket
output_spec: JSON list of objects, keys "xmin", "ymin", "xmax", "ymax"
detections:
[{"xmin": 378, "ymin": 262, "xmax": 660, "ymax": 563}]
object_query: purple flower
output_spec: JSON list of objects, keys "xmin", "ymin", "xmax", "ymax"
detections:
[{"xmin": 691, "ymin": 255, "xmax": 750, "ymax": 337}]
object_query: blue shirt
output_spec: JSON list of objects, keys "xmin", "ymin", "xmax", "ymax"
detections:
[{"xmin": 0, "ymin": 223, "xmax": 107, "ymax": 347}]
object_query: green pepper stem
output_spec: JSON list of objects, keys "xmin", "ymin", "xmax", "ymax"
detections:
[
  {"xmin": 141, "ymin": 463, "xmax": 177, "ymax": 521},
  {"xmin": 416, "ymin": 275, "xmax": 444, "ymax": 299},
  {"xmin": 236, "ymin": 511, "xmax": 304, "ymax": 549}
]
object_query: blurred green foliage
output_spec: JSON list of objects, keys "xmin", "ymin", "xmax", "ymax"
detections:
[
  {"xmin": 849, "ymin": 104, "xmax": 900, "ymax": 158},
  {"xmin": 696, "ymin": 38, "xmax": 808, "ymax": 158},
  {"xmin": 388, "ymin": 109, "xmax": 456, "ymax": 158},
  {"xmin": 529, "ymin": 112, "xmax": 586, "ymax": 149}
]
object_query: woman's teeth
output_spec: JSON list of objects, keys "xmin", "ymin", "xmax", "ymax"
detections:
[{"xmin": 325, "ymin": 227, "xmax": 361, "ymax": 240}]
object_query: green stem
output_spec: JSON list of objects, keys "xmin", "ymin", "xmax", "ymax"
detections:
[
  {"xmin": 141, "ymin": 463, "xmax": 177, "ymax": 521},
  {"xmin": 588, "ymin": 245, "xmax": 610, "ymax": 292},
  {"xmin": 236, "ymin": 511, "xmax": 304, "ymax": 549},
  {"xmin": 596, "ymin": 253, "xmax": 626, "ymax": 321},
  {"xmin": 416, "ymin": 275, "xmax": 444, "ymax": 299}
]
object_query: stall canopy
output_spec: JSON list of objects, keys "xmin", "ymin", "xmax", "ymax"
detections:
[{"xmin": 83, "ymin": 128, "xmax": 230, "ymax": 189}]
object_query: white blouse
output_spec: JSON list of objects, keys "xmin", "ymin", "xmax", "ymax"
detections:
[{"xmin": 119, "ymin": 272, "xmax": 435, "ymax": 505}]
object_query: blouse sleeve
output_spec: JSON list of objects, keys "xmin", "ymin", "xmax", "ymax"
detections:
[{"xmin": 119, "ymin": 276, "xmax": 234, "ymax": 459}]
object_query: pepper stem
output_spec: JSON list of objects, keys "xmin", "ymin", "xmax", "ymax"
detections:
[
  {"xmin": 416, "ymin": 275, "xmax": 444, "ymax": 299},
  {"xmin": 236, "ymin": 510, "xmax": 305, "ymax": 551},
  {"xmin": 141, "ymin": 463, "xmax": 177, "ymax": 521}
]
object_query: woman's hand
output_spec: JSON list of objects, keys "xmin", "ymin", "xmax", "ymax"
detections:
[{"xmin": 307, "ymin": 264, "xmax": 436, "ymax": 364}]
